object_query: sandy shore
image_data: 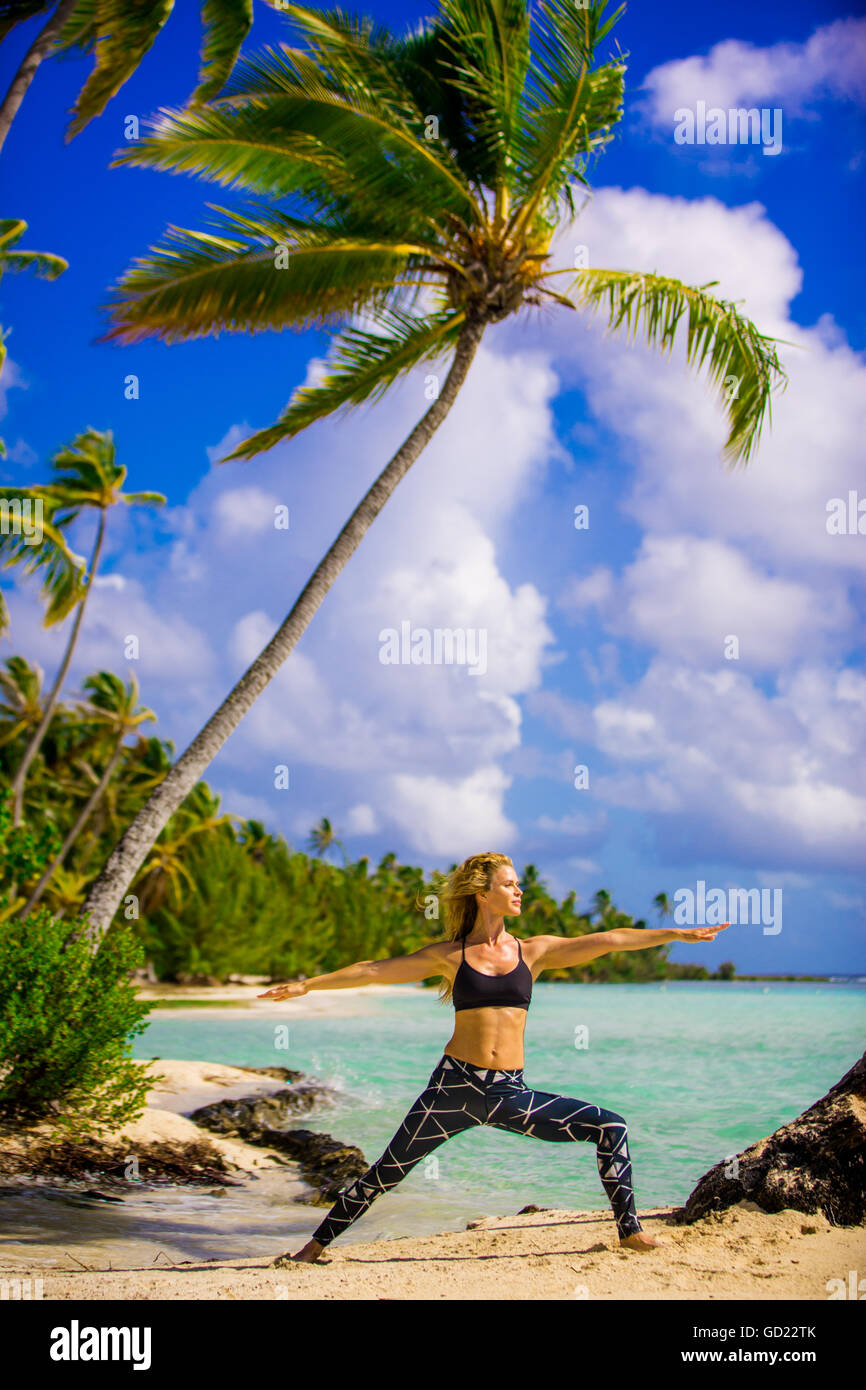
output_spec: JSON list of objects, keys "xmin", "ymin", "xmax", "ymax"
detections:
[
  {"xmin": 136, "ymin": 979, "xmax": 416, "ymax": 1017},
  {"xmin": 8, "ymin": 1200, "xmax": 865, "ymax": 1301},
  {"xmin": 1, "ymin": 1049, "xmax": 863, "ymax": 1299}
]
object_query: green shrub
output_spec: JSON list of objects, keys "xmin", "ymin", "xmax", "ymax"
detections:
[{"xmin": 0, "ymin": 788, "xmax": 152, "ymax": 1137}]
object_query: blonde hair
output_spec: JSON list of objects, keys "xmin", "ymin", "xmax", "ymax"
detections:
[{"xmin": 420, "ymin": 852, "xmax": 515, "ymax": 1006}]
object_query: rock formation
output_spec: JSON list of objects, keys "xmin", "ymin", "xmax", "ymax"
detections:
[
  {"xmin": 675, "ymin": 1050, "xmax": 866, "ymax": 1226},
  {"xmin": 189, "ymin": 1079, "xmax": 367, "ymax": 1203}
]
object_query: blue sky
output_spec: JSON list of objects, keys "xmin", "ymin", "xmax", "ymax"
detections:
[{"xmin": 2, "ymin": 0, "xmax": 864, "ymax": 973}]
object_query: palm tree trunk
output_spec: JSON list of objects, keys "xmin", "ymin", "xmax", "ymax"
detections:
[
  {"xmin": 80, "ymin": 316, "xmax": 486, "ymax": 945},
  {"xmin": 19, "ymin": 735, "xmax": 126, "ymax": 915},
  {"xmin": 0, "ymin": 0, "xmax": 79, "ymax": 155},
  {"xmin": 10, "ymin": 509, "xmax": 106, "ymax": 826}
]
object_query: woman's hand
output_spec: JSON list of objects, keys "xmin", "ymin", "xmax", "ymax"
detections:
[
  {"xmin": 673, "ymin": 922, "xmax": 730, "ymax": 943},
  {"xmin": 257, "ymin": 980, "xmax": 309, "ymax": 1001}
]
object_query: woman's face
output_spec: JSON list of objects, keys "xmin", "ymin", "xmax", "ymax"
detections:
[{"xmin": 480, "ymin": 864, "xmax": 522, "ymax": 916}]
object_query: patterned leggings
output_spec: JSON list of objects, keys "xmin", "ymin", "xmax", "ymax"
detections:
[{"xmin": 311, "ymin": 1052, "xmax": 643, "ymax": 1245}]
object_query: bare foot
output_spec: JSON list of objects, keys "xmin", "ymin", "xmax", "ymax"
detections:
[
  {"xmin": 272, "ymin": 1238, "xmax": 325, "ymax": 1266},
  {"xmin": 619, "ymin": 1230, "xmax": 668, "ymax": 1251}
]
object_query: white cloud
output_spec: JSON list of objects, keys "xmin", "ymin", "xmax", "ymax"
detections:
[
  {"xmin": 568, "ymin": 857, "xmax": 602, "ymax": 876},
  {"xmin": 345, "ymin": 803, "xmax": 379, "ymax": 835},
  {"xmin": 529, "ymin": 188, "xmax": 866, "ymax": 580},
  {"xmin": 536, "ymin": 812, "xmax": 599, "ymax": 835},
  {"xmin": 15, "ymin": 580, "xmax": 217, "ymax": 695},
  {"xmin": 4, "ymin": 437, "xmax": 37, "ymax": 467},
  {"xmin": 825, "ymin": 889, "xmax": 865, "ymax": 912},
  {"xmin": 639, "ymin": 18, "xmax": 866, "ymax": 128},
  {"xmin": 0, "ymin": 353, "xmax": 26, "ymax": 419},
  {"xmin": 586, "ymin": 659, "xmax": 866, "ymax": 870},
  {"xmin": 169, "ymin": 338, "xmax": 562, "ymax": 847},
  {"xmin": 558, "ymin": 535, "xmax": 854, "ymax": 670},
  {"xmin": 212, "ymin": 486, "xmax": 283, "ymax": 538},
  {"xmin": 216, "ymin": 788, "xmax": 280, "ymax": 825},
  {"xmin": 385, "ymin": 765, "xmax": 517, "ymax": 857}
]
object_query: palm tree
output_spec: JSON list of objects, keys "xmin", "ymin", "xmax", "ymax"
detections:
[
  {"xmin": 0, "ymin": 480, "xmax": 87, "ymax": 644},
  {"xmin": 0, "ymin": 217, "xmax": 67, "ymax": 457},
  {"xmin": 307, "ymin": 815, "xmax": 346, "ymax": 865},
  {"xmin": 0, "ymin": 654, "xmax": 46, "ymax": 754},
  {"xmin": 17, "ymin": 670, "xmax": 156, "ymax": 914},
  {"xmin": 3, "ymin": 427, "xmax": 166, "ymax": 825},
  {"xmin": 79, "ymin": 0, "xmax": 787, "ymax": 943},
  {"xmin": 238, "ymin": 816, "xmax": 278, "ymax": 863},
  {"xmin": 591, "ymin": 887, "xmax": 613, "ymax": 924},
  {"xmin": 15, "ymin": 861, "xmax": 90, "ymax": 919},
  {"xmin": 0, "ymin": 0, "xmax": 267, "ymax": 154},
  {"xmin": 653, "ymin": 890, "xmax": 672, "ymax": 925}
]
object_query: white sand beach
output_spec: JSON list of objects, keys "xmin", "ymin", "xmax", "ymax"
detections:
[{"xmin": 7, "ymin": 1185, "xmax": 864, "ymax": 1301}]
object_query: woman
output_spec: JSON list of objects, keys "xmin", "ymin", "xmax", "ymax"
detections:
[{"xmin": 260, "ymin": 852, "xmax": 727, "ymax": 1264}]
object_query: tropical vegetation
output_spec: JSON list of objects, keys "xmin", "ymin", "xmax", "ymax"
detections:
[{"xmin": 0, "ymin": 786, "xmax": 152, "ymax": 1136}]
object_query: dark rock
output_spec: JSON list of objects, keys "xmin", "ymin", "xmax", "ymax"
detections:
[
  {"xmin": 516, "ymin": 1204, "xmax": 550, "ymax": 1215},
  {"xmin": 187, "ymin": 1083, "xmax": 334, "ymax": 1132},
  {"xmin": 256, "ymin": 1128, "xmax": 367, "ymax": 1204},
  {"xmin": 676, "ymin": 1050, "xmax": 866, "ymax": 1227},
  {"xmin": 240, "ymin": 1066, "xmax": 306, "ymax": 1083},
  {"xmin": 189, "ymin": 1089, "xmax": 366, "ymax": 1203}
]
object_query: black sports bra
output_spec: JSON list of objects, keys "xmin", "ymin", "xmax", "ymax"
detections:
[{"xmin": 451, "ymin": 934, "xmax": 533, "ymax": 1013}]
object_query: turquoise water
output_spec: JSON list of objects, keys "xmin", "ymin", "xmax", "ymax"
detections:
[{"xmin": 138, "ymin": 981, "xmax": 866, "ymax": 1248}]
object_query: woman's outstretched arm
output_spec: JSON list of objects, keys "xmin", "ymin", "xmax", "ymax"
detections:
[
  {"xmin": 530, "ymin": 923, "xmax": 729, "ymax": 974},
  {"xmin": 258, "ymin": 942, "xmax": 448, "ymax": 1000}
]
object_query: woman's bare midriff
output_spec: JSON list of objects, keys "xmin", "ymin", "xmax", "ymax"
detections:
[{"xmin": 443, "ymin": 1005, "xmax": 528, "ymax": 1070}]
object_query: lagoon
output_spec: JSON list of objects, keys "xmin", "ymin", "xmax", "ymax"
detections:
[{"xmin": 136, "ymin": 980, "xmax": 866, "ymax": 1248}]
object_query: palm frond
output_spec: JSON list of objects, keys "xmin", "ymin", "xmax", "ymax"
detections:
[
  {"xmin": 49, "ymin": 0, "xmax": 100, "ymax": 56},
  {"xmin": 251, "ymin": 3, "xmax": 429, "ymax": 126},
  {"xmin": 0, "ymin": 218, "xmax": 25, "ymax": 250},
  {"xmin": 222, "ymin": 302, "xmax": 467, "ymax": 459},
  {"xmin": 0, "ymin": 489, "xmax": 88, "ymax": 631},
  {"xmin": 214, "ymin": 24, "xmax": 478, "ymax": 213},
  {"xmin": 0, "ymin": 2, "xmax": 51, "ymax": 44},
  {"xmin": 109, "ymin": 83, "xmax": 475, "ymax": 236},
  {"xmin": 63, "ymin": 0, "xmax": 174, "ymax": 139},
  {"xmin": 0, "ymin": 219, "xmax": 67, "ymax": 278},
  {"xmin": 98, "ymin": 204, "xmax": 452, "ymax": 344},
  {"xmin": 192, "ymin": 0, "xmax": 254, "ymax": 104},
  {"xmin": 121, "ymin": 491, "xmax": 167, "ymax": 506},
  {"xmin": 432, "ymin": 0, "xmax": 532, "ymax": 207},
  {"xmin": 0, "ymin": 247, "xmax": 69, "ymax": 278},
  {"xmin": 573, "ymin": 268, "xmax": 788, "ymax": 464},
  {"xmin": 509, "ymin": 0, "xmax": 625, "ymax": 235}
]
